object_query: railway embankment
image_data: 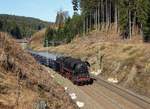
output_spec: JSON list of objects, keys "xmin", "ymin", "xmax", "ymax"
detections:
[
  {"xmin": 29, "ymin": 30, "xmax": 150, "ymax": 97},
  {"xmin": 0, "ymin": 32, "xmax": 77, "ymax": 109}
]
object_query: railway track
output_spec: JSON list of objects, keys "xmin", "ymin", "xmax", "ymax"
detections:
[
  {"xmin": 45, "ymin": 66, "xmax": 150, "ymax": 109},
  {"xmin": 94, "ymin": 76, "xmax": 150, "ymax": 109},
  {"xmin": 80, "ymin": 85, "xmax": 124, "ymax": 109},
  {"xmin": 31, "ymin": 51, "xmax": 150, "ymax": 109}
]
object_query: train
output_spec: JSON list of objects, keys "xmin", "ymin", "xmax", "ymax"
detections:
[{"xmin": 29, "ymin": 51, "xmax": 93, "ymax": 85}]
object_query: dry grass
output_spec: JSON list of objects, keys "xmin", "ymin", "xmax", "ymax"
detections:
[
  {"xmin": 30, "ymin": 29, "xmax": 150, "ymax": 97},
  {"xmin": 29, "ymin": 29, "xmax": 46, "ymax": 50},
  {"xmin": 0, "ymin": 32, "xmax": 77, "ymax": 109}
]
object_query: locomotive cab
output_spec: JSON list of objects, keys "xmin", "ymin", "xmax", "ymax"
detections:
[
  {"xmin": 56, "ymin": 56, "xmax": 93, "ymax": 85},
  {"xmin": 72, "ymin": 62, "xmax": 93, "ymax": 85}
]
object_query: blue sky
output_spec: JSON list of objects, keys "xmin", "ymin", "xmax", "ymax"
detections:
[{"xmin": 0, "ymin": 0, "xmax": 74, "ymax": 22}]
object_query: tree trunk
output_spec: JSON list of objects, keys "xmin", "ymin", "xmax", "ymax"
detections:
[
  {"xmin": 106, "ymin": 0, "xmax": 108, "ymax": 31},
  {"xmin": 101, "ymin": 0, "xmax": 105, "ymax": 29},
  {"xmin": 132, "ymin": 11, "xmax": 136, "ymax": 36},
  {"xmin": 109, "ymin": 0, "xmax": 112, "ymax": 29},
  {"xmin": 129, "ymin": 9, "xmax": 132, "ymax": 39},
  {"xmin": 83, "ymin": 16, "xmax": 86, "ymax": 36},
  {"xmin": 115, "ymin": 0, "xmax": 118, "ymax": 33},
  {"xmin": 96, "ymin": 8, "xmax": 98, "ymax": 30},
  {"xmin": 98, "ymin": 3, "xmax": 100, "ymax": 30},
  {"xmin": 90, "ymin": 12, "xmax": 92, "ymax": 31},
  {"xmin": 86, "ymin": 16, "xmax": 89, "ymax": 33},
  {"xmin": 140, "ymin": 23, "xmax": 143, "ymax": 37},
  {"xmin": 94, "ymin": 11, "xmax": 96, "ymax": 29},
  {"xmin": 117, "ymin": 4, "xmax": 119, "ymax": 33}
]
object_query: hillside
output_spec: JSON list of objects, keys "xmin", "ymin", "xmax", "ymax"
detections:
[
  {"xmin": 29, "ymin": 30, "xmax": 150, "ymax": 97},
  {"xmin": 0, "ymin": 14, "xmax": 51, "ymax": 39},
  {"xmin": 0, "ymin": 32, "xmax": 77, "ymax": 109},
  {"xmin": 29, "ymin": 29, "xmax": 46, "ymax": 50}
]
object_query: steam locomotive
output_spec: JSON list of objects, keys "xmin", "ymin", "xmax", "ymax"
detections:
[{"xmin": 29, "ymin": 51, "xmax": 93, "ymax": 85}]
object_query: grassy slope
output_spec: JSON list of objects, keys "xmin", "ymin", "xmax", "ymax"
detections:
[
  {"xmin": 0, "ymin": 32, "xmax": 76, "ymax": 109},
  {"xmin": 29, "ymin": 29, "xmax": 46, "ymax": 49},
  {"xmin": 30, "ymin": 30, "xmax": 150, "ymax": 97}
]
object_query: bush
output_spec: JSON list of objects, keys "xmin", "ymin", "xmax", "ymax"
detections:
[{"xmin": 44, "ymin": 14, "xmax": 84, "ymax": 46}]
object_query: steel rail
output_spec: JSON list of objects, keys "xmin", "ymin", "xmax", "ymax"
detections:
[{"xmin": 95, "ymin": 77, "xmax": 150, "ymax": 109}]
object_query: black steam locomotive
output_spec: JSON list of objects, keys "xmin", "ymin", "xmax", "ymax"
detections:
[{"xmin": 29, "ymin": 51, "xmax": 93, "ymax": 85}]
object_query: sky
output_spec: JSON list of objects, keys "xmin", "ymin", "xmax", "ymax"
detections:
[{"xmin": 0, "ymin": 0, "xmax": 74, "ymax": 22}]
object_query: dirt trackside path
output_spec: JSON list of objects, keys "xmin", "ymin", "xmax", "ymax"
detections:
[
  {"xmin": 45, "ymin": 67, "xmax": 103, "ymax": 109},
  {"xmin": 44, "ymin": 67, "xmax": 145, "ymax": 109}
]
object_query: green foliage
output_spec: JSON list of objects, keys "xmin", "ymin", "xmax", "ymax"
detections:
[
  {"xmin": 143, "ymin": 11, "xmax": 150, "ymax": 42},
  {"xmin": 80, "ymin": 0, "xmax": 99, "ymax": 13},
  {"xmin": 72, "ymin": 0, "xmax": 79, "ymax": 13},
  {"xmin": 79, "ymin": 0, "xmax": 150, "ymax": 41},
  {"xmin": 136, "ymin": 0, "xmax": 150, "ymax": 25},
  {"xmin": 44, "ymin": 27, "xmax": 56, "ymax": 47},
  {"xmin": 0, "ymin": 14, "xmax": 50, "ymax": 39},
  {"xmin": 10, "ymin": 23, "xmax": 22, "ymax": 39},
  {"xmin": 0, "ymin": 20, "xmax": 3, "ymax": 29},
  {"xmin": 44, "ymin": 0, "xmax": 150, "ymax": 45},
  {"xmin": 44, "ymin": 14, "xmax": 83, "ymax": 46},
  {"xmin": 63, "ymin": 15, "xmax": 83, "ymax": 42},
  {"xmin": 118, "ymin": 1, "xmax": 128, "ymax": 31}
]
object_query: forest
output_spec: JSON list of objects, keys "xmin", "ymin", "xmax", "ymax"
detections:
[
  {"xmin": 0, "ymin": 14, "xmax": 50, "ymax": 39},
  {"xmin": 77, "ymin": 0, "xmax": 150, "ymax": 41},
  {"xmin": 45, "ymin": 0, "xmax": 150, "ymax": 46}
]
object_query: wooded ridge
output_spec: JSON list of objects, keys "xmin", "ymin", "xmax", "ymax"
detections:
[{"xmin": 0, "ymin": 14, "xmax": 51, "ymax": 39}]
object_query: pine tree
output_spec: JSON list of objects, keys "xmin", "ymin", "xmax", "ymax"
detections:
[
  {"xmin": 11, "ymin": 25, "xmax": 22, "ymax": 39},
  {"xmin": 72, "ymin": 0, "xmax": 79, "ymax": 14},
  {"xmin": 71, "ymin": 0, "xmax": 150, "ymax": 41},
  {"xmin": 0, "ymin": 20, "xmax": 3, "ymax": 30}
]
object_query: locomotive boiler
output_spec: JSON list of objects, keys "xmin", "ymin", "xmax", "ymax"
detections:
[
  {"xmin": 29, "ymin": 51, "xmax": 93, "ymax": 85},
  {"xmin": 55, "ymin": 57, "xmax": 93, "ymax": 85}
]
